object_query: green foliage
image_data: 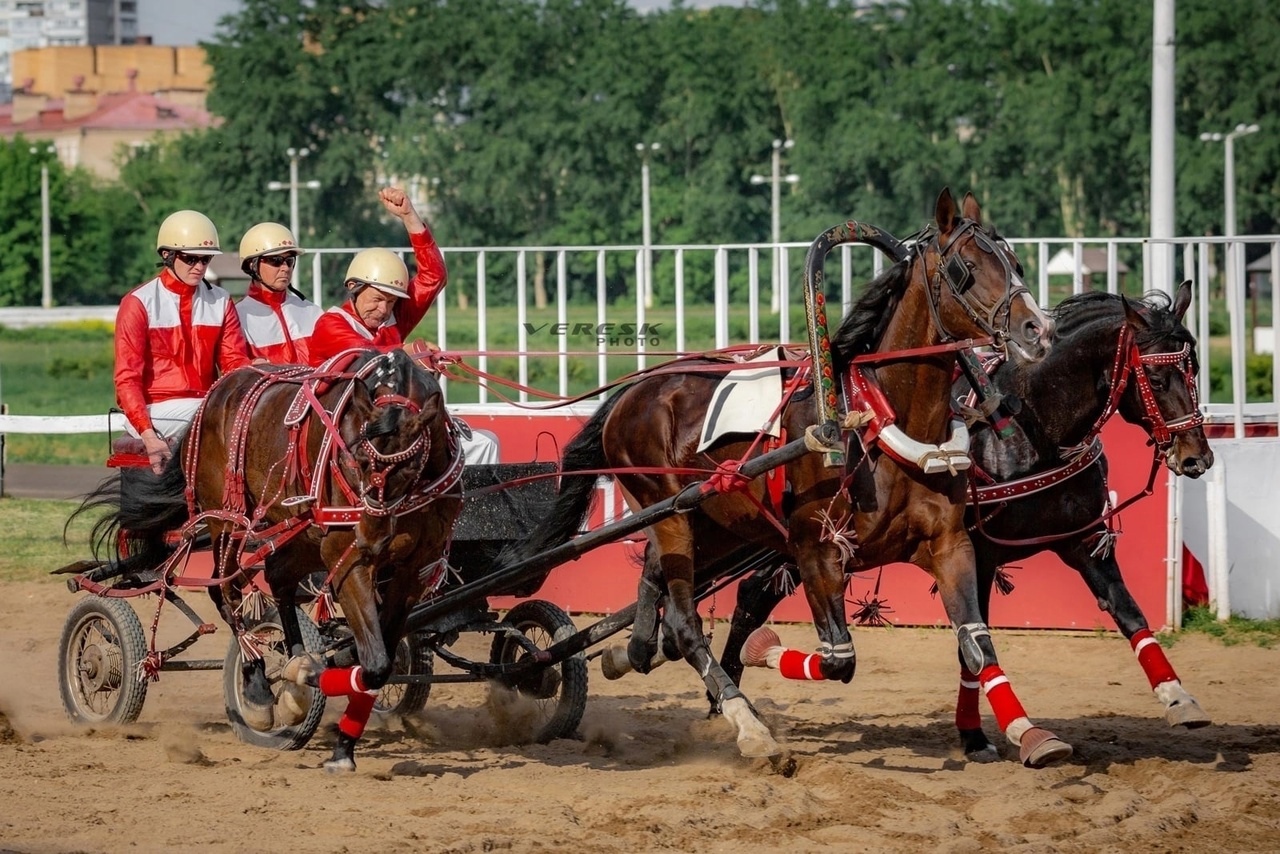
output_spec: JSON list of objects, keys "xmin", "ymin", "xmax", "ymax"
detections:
[
  {"xmin": 2, "ymin": 0, "xmax": 1280, "ymax": 311},
  {"xmin": 1207, "ymin": 351, "xmax": 1274, "ymax": 403},
  {"xmin": 1165, "ymin": 605, "xmax": 1280, "ymax": 648}
]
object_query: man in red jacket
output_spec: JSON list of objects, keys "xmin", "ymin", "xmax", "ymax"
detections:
[
  {"xmin": 115, "ymin": 210, "xmax": 252, "ymax": 473},
  {"xmin": 308, "ymin": 187, "xmax": 447, "ymax": 364},
  {"xmin": 308, "ymin": 187, "xmax": 499, "ymax": 464},
  {"xmin": 235, "ymin": 222, "xmax": 323, "ymax": 364}
]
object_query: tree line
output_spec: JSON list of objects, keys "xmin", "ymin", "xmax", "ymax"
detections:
[{"xmin": 1, "ymin": 0, "xmax": 1275, "ymax": 307}]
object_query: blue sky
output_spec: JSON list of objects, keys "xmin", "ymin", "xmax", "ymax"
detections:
[{"xmin": 137, "ymin": 1, "xmax": 747, "ymax": 45}]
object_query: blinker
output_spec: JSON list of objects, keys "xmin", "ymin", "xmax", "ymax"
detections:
[{"xmin": 944, "ymin": 255, "xmax": 973, "ymax": 293}]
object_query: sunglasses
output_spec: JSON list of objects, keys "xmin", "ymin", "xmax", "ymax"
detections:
[
  {"xmin": 260, "ymin": 254, "xmax": 299, "ymax": 268},
  {"xmin": 175, "ymin": 252, "xmax": 213, "ymax": 267}
]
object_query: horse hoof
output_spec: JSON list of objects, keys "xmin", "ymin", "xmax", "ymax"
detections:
[
  {"xmin": 1019, "ymin": 727, "xmax": 1072, "ymax": 768},
  {"xmin": 323, "ymin": 758, "xmax": 356, "ymax": 774},
  {"xmin": 742, "ymin": 627, "xmax": 781, "ymax": 668},
  {"xmin": 275, "ymin": 684, "xmax": 311, "ymax": 727},
  {"xmin": 600, "ymin": 646, "xmax": 633, "ymax": 681},
  {"xmin": 738, "ymin": 733, "xmax": 783, "ymax": 759},
  {"xmin": 240, "ymin": 700, "xmax": 275, "ymax": 733},
  {"xmin": 1166, "ymin": 699, "xmax": 1211, "ymax": 729},
  {"xmin": 282, "ymin": 653, "xmax": 322, "ymax": 688},
  {"xmin": 965, "ymin": 744, "xmax": 1001, "ymax": 763}
]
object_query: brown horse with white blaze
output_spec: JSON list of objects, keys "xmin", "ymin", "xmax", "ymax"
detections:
[{"xmin": 499, "ymin": 189, "xmax": 1070, "ymax": 765}]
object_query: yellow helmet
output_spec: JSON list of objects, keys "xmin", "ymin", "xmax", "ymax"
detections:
[
  {"xmin": 239, "ymin": 222, "xmax": 303, "ymax": 262},
  {"xmin": 344, "ymin": 248, "xmax": 409, "ymax": 299},
  {"xmin": 156, "ymin": 210, "xmax": 221, "ymax": 255},
  {"xmin": 239, "ymin": 222, "xmax": 303, "ymax": 275}
]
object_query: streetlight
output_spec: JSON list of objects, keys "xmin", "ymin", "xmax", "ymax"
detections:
[
  {"xmin": 1199, "ymin": 123, "xmax": 1259, "ymax": 240},
  {"xmin": 1200, "ymin": 122, "xmax": 1259, "ymax": 438},
  {"xmin": 267, "ymin": 146, "xmax": 322, "ymax": 285},
  {"xmin": 750, "ymin": 138, "xmax": 799, "ymax": 313},
  {"xmin": 29, "ymin": 144, "xmax": 55, "ymax": 309},
  {"xmin": 636, "ymin": 142, "xmax": 660, "ymax": 309}
]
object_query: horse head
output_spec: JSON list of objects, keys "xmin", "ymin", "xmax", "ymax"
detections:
[
  {"xmin": 1117, "ymin": 280, "xmax": 1213, "ymax": 478},
  {"xmin": 917, "ymin": 188, "xmax": 1054, "ymax": 362},
  {"xmin": 341, "ymin": 350, "xmax": 457, "ymax": 553}
]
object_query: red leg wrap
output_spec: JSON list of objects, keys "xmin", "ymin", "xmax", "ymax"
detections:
[
  {"xmin": 778, "ymin": 649, "xmax": 828, "ymax": 681},
  {"xmin": 1130, "ymin": 628, "xmax": 1178, "ymax": 689},
  {"xmin": 337, "ymin": 691, "xmax": 377, "ymax": 740},
  {"xmin": 955, "ymin": 667, "xmax": 983, "ymax": 730},
  {"xmin": 319, "ymin": 665, "xmax": 368, "ymax": 697},
  {"xmin": 979, "ymin": 665, "xmax": 1028, "ymax": 732}
]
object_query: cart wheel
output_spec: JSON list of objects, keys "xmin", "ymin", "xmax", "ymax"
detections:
[
  {"xmin": 58, "ymin": 597, "xmax": 149, "ymax": 725},
  {"xmin": 488, "ymin": 600, "xmax": 588, "ymax": 743},
  {"xmin": 223, "ymin": 606, "xmax": 326, "ymax": 750},
  {"xmin": 374, "ymin": 631, "xmax": 434, "ymax": 717}
]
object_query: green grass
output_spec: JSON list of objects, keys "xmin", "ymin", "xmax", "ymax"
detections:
[
  {"xmin": 1159, "ymin": 605, "xmax": 1280, "ymax": 648},
  {"xmin": 0, "ymin": 497, "xmax": 97, "ymax": 581}
]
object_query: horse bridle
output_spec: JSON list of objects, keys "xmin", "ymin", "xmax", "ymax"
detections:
[
  {"xmin": 918, "ymin": 220, "xmax": 1030, "ymax": 352},
  {"xmin": 1086, "ymin": 323, "xmax": 1204, "ymax": 452},
  {"xmin": 351, "ymin": 393, "xmax": 464, "ymax": 518}
]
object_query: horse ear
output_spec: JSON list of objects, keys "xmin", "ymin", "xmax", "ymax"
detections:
[
  {"xmin": 961, "ymin": 191, "xmax": 982, "ymax": 224},
  {"xmin": 1121, "ymin": 295, "xmax": 1149, "ymax": 331},
  {"xmin": 935, "ymin": 187, "xmax": 958, "ymax": 233},
  {"xmin": 1173, "ymin": 279, "xmax": 1193, "ymax": 322}
]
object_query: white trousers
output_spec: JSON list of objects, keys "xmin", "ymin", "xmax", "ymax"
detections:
[
  {"xmin": 124, "ymin": 397, "xmax": 203, "ymax": 439},
  {"xmin": 460, "ymin": 426, "xmax": 500, "ymax": 465}
]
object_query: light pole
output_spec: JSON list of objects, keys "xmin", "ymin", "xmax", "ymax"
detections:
[
  {"xmin": 267, "ymin": 146, "xmax": 322, "ymax": 284},
  {"xmin": 1200, "ymin": 122, "xmax": 1259, "ymax": 437},
  {"xmin": 636, "ymin": 142, "xmax": 660, "ymax": 309},
  {"xmin": 29, "ymin": 144, "xmax": 55, "ymax": 309},
  {"xmin": 1199, "ymin": 123, "xmax": 1259, "ymax": 241},
  {"xmin": 750, "ymin": 138, "xmax": 799, "ymax": 313}
]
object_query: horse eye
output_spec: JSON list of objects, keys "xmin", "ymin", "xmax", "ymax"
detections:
[{"xmin": 1147, "ymin": 372, "xmax": 1167, "ymax": 392}]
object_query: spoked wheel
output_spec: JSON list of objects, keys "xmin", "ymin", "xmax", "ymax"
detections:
[
  {"xmin": 373, "ymin": 630, "xmax": 435, "ymax": 717},
  {"xmin": 488, "ymin": 600, "xmax": 588, "ymax": 743},
  {"xmin": 222, "ymin": 606, "xmax": 326, "ymax": 750},
  {"xmin": 58, "ymin": 597, "xmax": 149, "ymax": 725}
]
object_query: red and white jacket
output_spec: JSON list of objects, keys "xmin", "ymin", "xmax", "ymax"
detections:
[
  {"xmin": 236, "ymin": 282, "xmax": 324, "ymax": 365},
  {"xmin": 115, "ymin": 269, "xmax": 252, "ymax": 435},
  {"xmin": 307, "ymin": 229, "xmax": 447, "ymax": 366}
]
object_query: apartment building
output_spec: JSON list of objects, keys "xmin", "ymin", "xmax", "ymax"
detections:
[{"xmin": 1, "ymin": 0, "xmax": 138, "ymax": 100}]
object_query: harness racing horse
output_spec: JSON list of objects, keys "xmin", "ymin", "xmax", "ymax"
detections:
[
  {"xmin": 723, "ymin": 281, "xmax": 1215, "ymax": 761},
  {"xmin": 500, "ymin": 189, "xmax": 1068, "ymax": 765},
  {"xmin": 76, "ymin": 349, "xmax": 463, "ymax": 772}
]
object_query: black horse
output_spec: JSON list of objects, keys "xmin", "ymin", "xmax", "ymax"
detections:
[{"xmin": 722, "ymin": 281, "xmax": 1214, "ymax": 759}]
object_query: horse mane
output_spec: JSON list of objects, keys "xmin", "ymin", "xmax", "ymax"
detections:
[
  {"xmin": 830, "ymin": 255, "xmax": 913, "ymax": 376},
  {"xmin": 1052, "ymin": 290, "xmax": 1196, "ymax": 366}
]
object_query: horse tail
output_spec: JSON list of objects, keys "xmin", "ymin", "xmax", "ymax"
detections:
[
  {"xmin": 495, "ymin": 390, "xmax": 626, "ymax": 569},
  {"xmin": 66, "ymin": 440, "xmax": 189, "ymax": 572}
]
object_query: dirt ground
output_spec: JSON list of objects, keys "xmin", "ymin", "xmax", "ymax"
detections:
[{"xmin": 2, "ymin": 580, "xmax": 1279, "ymax": 854}]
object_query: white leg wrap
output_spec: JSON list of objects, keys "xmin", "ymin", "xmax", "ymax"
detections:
[
  {"xmin": 1154, "ymin": 679, "xmax": 1192, "ymax": 707},
  {"xmin": 1004, "ymin": 716, "xmax": 1033, "ymax": 747}
]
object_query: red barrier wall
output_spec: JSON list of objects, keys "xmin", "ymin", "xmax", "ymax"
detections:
[{"xmin": 463, "ymin": 409, "xmax": 1170, "ymax": 631}]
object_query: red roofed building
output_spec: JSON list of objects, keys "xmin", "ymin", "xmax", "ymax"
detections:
[{"xmin": 0, "ymin": 44, "xmax": 214, "ymax": 179}]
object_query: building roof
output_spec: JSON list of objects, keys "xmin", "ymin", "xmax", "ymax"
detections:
[
  {"xmin": 1045, "ymin": 248, "xmax": 1131, "ymax": 276},
  {"xmin": 0, "ymin": 88, "xmax": 213, "ymax": 136}
]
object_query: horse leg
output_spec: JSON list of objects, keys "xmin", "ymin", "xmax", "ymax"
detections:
[
  {"xmin": 207, "ymin": 528, "xmax": 274, "ymax": 732},
  {"xmin": 624, "ymin": 545, "xmax": 671, "ymax": 674},
  {"xmin": 932, "ymin": 535, "xmax": 1073, "ymax": 768},
  {"xmin": 1062, "ymin": 541, "xmax": 1210, "ymax": 728},
  {"xmin": 712, "ymin": 562, "xmax": 796, "ymax": 715},
  {"xmin": 953, "ymin": 542, "xmax": 1000, "ymax": 761},
  {"xmin": 647, "ymin": 518, "xmax": 781, "ymax": 758},
  {"xmin": 738, "ymin": 539, "xmax": 857, "ymax": 685},
  {"xmin": 302, "ymin": 554, "xmax": 391, "ymax": 773}
]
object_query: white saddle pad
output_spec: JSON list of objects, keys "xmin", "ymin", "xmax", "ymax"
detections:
[{"xmin": 696, "ymin": 348, "xmax": 785, "ymax": 453}]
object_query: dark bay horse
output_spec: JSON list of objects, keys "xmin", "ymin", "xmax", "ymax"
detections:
[
  {"xmin": 76, "ymin": 349, "xmax": 463, "ymax": 771},
  {"xmin": 723, "ymin": 281, "xmax": 1214, "ymax": 761},
  {"xmin": 499, "ymin": 189, "xmax": 1068, "ymax": 764}
]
